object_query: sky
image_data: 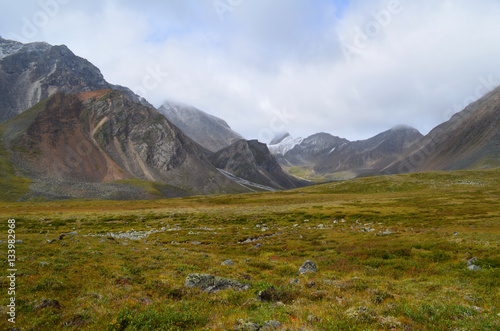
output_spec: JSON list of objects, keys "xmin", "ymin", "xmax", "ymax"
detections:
[{"xmin": 1, "ymin": 0, "xmax": 500, "ymax": 142}]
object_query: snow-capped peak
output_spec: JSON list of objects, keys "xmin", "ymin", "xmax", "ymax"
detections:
[
  {"xmin": 0, "ymin": 37, "xmax": 23, "ymax": 60},
  {"xmin": 268, "ymin": 134, "xmax": 303, "ymax": 155}
]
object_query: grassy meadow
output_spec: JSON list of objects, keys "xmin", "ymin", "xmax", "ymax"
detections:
[{"xmin": 1, "ymin": 168, "xmax": 499, "ymax": 330}]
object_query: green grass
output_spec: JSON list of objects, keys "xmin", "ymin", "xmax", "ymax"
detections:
[
  {"xmin": 0, "ymin": 125, "xmax": 32, "ymax": 201},
  {"xmin": 0, "ymin": 168, "xmax": 499, "ymax": 330}
]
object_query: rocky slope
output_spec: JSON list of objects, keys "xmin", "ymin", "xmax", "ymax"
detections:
[
  {"xmin": 158, "ymin": 101, "xmax": 243, "ymax": 152},
  {"xmin": 0, "ymin": 37, "xmax": 149, "ymax": 124},
  {"xmin": 383, "ymin": 88, "xmax": 500, "ymax": 173},
  {"xmin": 209, "ymin": 139, "xmax": 308, "ymax": 190},
  {"xmin": 1, "ymin": 90, "xmax": 247, "ymax": 200}
]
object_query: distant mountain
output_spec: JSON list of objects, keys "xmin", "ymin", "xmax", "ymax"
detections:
[
  {"xmin": 268, "ymin": 127, "xmax": 422, "ymax": 180},
  {"xmin": 158, "ymin": 101, "xmax": 243, "ymax": 152},
  {"xmin": 268, "ymin": 132, "xmax": 304, "ymax": 158},
  {"xmin": 0, "ymin": 37, "xmax": 150, "ymax": 124},
  {"xmin": 209, "ymin": 139, "xmax": 308, "ymax": 190},
  {"xmin": 282, "ymin": 133, "xmax": 350, "ymax": 167},
  {"xmin": 315, "ymin": 126, "xmax": 423, "ymax": 176},
  {"xmin": 384, "ymin": 88, "xmax": 500, "ymax": 173},
  {"xmin": 0, "ymin": 90, "xmax": 247, "ymax": 200}
]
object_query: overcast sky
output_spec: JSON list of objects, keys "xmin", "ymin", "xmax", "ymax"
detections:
[{"xmin": 2, "ymin": 0, "xmax": 500, "ymax": 141}]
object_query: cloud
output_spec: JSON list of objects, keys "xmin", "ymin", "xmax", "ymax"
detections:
[{"xmin": 1, "ymin": 0, "xmax": 500, "ymax": 141}]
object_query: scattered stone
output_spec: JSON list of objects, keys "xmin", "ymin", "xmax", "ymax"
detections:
[
  {"xmin": 317, "ymin": 224, "xmax": 325, "ymax": 229},
  {"xmin": 307, "ymin": 315, "xmax": 322, "ymax": 323},
  {"xmin": 191, "ymin": 241, "xmax": 202, "ymax": 245},
  {"xmin": 34, "ymin": 299, "xmax": 62, "ymax": 311},
  {"xmin": 471, "ymin": 306, "xmax": 483, "ymax": 313},
  {"xmin": 378, "ymin": 316, "xmax": 401, "ymax": 328},
  {"xmin": 289, "ymin": 278, "xmax": 300, "ymax": 285},
  {"xmin": 467, "ymin": 257, "xmax": 478, "ymax": 266},
  {"xmin": 378, "ymin": 230, "xmax": 394, "ymax": 236},
  {"xmin": 261, "ymin": 320, "xmax": 283, "ymax": 330},
  {"xmin": 346, "ymin": 306, "xmax": 368, "ymax": 319},
  {"xmin": 254, "ymin": 243, "xmax": 262, "ymax": 249},
  {"xmin": 323, "ymin": 279, "xmax": 333, "ymax": 285},
  {"xmin": 185, "ymin": 274, "xmax": 249, "ymax": 293},
  {"xmin": 299, "ymin": 260, "xmax": 317, "ymax": 274},
  {"xmin": 40, "ymin": 262, "xmax": 49, "ymax": 267},
  {"xmin": 46, "ymin": 239, "xmax": 56, "ymax": 244},
  {"xmin": 236, "ymin": 320, "xmax": 259, "ymax": 331},
  {"xmin": 468, "ymin": 265, "xmax": 482, "ymax": 271},
  {"xmin": 453, "ymin": 232, "xmax": 459, "ymax": 235},
  {"xmin": 222, "ymin": 259, "xmax": 234, "ymax": 266},
  {"xmin": 306, "ymin": 281, "xmax": 316, "ymax": 288},
  {"xmin": 257, "ymin": 286, "xmax": 279, "ymax": 303}
]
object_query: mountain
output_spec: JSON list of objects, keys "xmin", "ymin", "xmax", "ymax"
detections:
[
  {"xmin": 281, "ymin": 133, "xmax": 350, "ymax": 167},
  {"xmin": 0, "ymin": 90, "xmax": 247, "ymax": 200},
  {"xmin": 314, "ymin": 125, "xmax": 423, "ymax": 176},
  {"xmin": 158, "ymin": 101, "xmax": 243, "ymax": 152},
  {"xmin": 0, "ymin": 37, "xmax": 150, "ymax": 124},
  {"xmin": 268, "ymin": 132, "xmax": 304, "ymax": 158},
  {"xmin": 384, "ymin": 88, "xmax": 500, "ymax": 174},
  {"xmin": 208, "ymin": 139, "xmax": 308, "ymax": 190}
]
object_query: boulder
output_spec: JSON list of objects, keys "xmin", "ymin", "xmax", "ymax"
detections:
[
  {"xmin": 299, "ymin": 260, "xmax": 317, "ymax": 274},
  {"xmin": 185, "ymin": 273, "xmax": 249, "ymax": 293}
]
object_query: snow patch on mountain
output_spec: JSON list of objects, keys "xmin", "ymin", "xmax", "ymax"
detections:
[
  {"xmin": 268, "ymin": 134, "xmax": 303, "ymax": 155},
  {"xmin": 0, "ymin": 37, "xmax": 23, "ymax": 59}
]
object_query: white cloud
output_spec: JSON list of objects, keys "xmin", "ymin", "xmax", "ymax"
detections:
[{"xmin": 1, "ymin": 0, "xmax": 500, "ymax": 141}]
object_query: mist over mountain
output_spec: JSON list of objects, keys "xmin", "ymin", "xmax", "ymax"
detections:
[{"xmin": 158, "ymin": 100, "xmax": 243, "ymax": 153}]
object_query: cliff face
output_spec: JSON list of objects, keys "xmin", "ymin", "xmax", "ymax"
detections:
[
  {"xmin": 209, "ymin": 139, "xmax": 308, "ymax": 190},
  {"xmin": 0, "ymin": 37, "xmax": 149, "ymax": 124},
  {"xmin": 1, "ymin": 90, "xmax": 247, "ymax": 200}
]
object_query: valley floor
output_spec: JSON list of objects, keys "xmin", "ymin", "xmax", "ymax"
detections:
[{"xmin": 1, "ymin": 168, "xmax": 499, "ymax": 330}]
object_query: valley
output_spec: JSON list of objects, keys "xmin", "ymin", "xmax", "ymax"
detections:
[{"xmin": 0, "ymin": 168, "xmax": 498, "ymax": 330}]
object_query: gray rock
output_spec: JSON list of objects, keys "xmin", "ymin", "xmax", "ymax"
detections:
[
  {"xmin": 221, "ymin": 259, "xmax": 234, "ymax": 266},
  {"xmin": 306, "ymin": 281, "xmax": 316, "ymax": 288},
  {"xmin": 261, "ymin": 320, "xmax": 283, "ymax": 330},
  {"xmin": 468, "ymin": 265, "xmax": 482, "ymax": 271},
  {"xmin": 185, "ymin": 273, "xmax": 249, "ymax": 293},
  {"xmin": 289, "ymin": 278, "xmax": 300, "ymax": 285},
  {"xmin": 257, "ymin": 286, "xmax": 279, "ymax": 303},
  {"xmin": 307, "ymin": 315, "xmax": 322, "ymax": 323},
  {"xmin": 236, "ymin": 320, "xmax": 259, "ymax": 331},
  {"xmin": 299, "ymin": 260, "xmax": 317, "ymax": 274},
  {"xmin": 467, "ymin": 257, "xmax": 478, "ymax": 266}
]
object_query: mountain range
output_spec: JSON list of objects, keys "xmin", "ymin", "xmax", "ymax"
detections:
[
  {"xmin": 0, "ymin": 36, "xmax": 499, "ymax": 200},
  {"xmin": 0, "ymin": 37, "xmax": 304, "ymax": 200}
]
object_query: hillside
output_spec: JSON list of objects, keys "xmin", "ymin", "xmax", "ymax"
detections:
[
  {"xmin": 209, "ymin": 139, "xmax": 308, "ymax": 190},
  {"xmin": 384, "ymin": 87, "xmax": 500, "ymax": 173},
  {"xmin": 0, "ymin": 90, "xmax": 247, "ymax": 200}
]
